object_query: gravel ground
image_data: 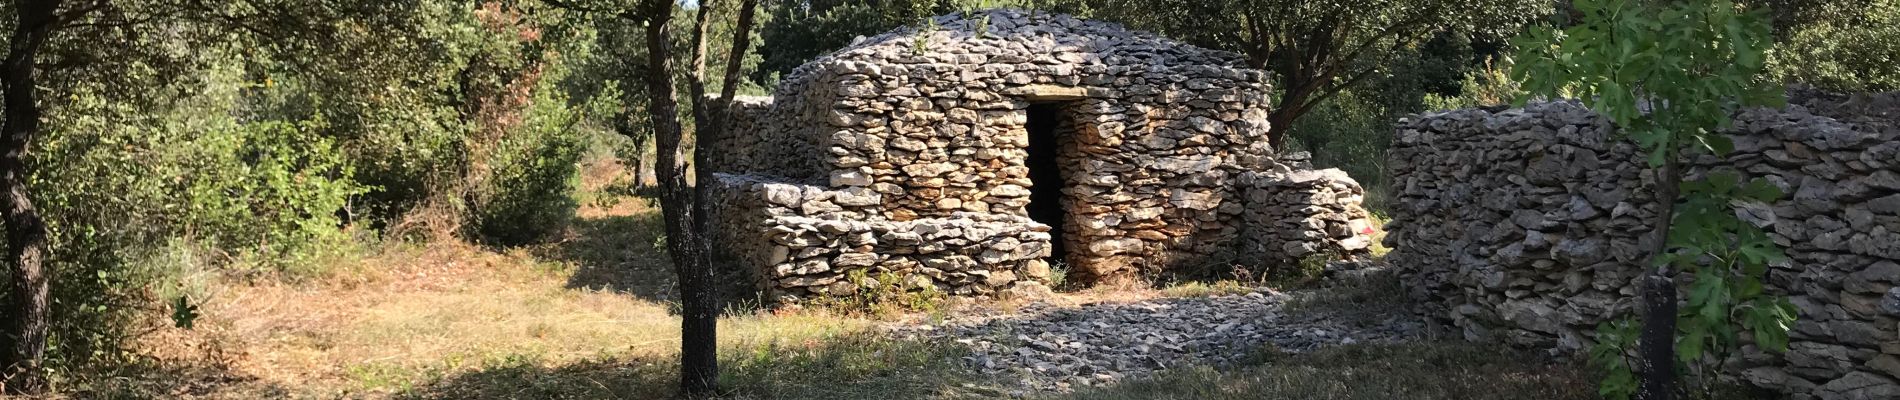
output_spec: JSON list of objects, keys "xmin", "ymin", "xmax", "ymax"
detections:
[{"xmin": 893, "ymin": 282, "xmax": 1429, "ymax": 394}]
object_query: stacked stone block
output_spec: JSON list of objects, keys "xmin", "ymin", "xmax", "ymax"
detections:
[
  {"xmin": 1387, "ymin": 96, "xmax": 1900, "ymax": 399},
  {"xmin": 1240, "ymin": 168, "xmax": 1377, "ymax": 267}
]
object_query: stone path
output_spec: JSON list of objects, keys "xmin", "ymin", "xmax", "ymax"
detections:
[{"xmin": 893, "ymin": 284, "xmax": 1428, "ymax": 394}]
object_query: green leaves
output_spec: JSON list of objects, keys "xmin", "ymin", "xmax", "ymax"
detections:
[
  {"xmin": 1513, "ymin": 0, "xmax": 1795, "ymax": 395},
  {"xmin": 1591, "ymin": 318, "xmax": 1640, "ymax": 400},
  {"xmin": 171, "ymin": 296, "xmax": 201, "ymax": 330}
]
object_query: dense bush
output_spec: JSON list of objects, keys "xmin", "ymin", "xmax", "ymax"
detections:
[
  {"xmin": 23, "ymin": 62, "xmax": 365, "ymax": 380},
  {"xmin": 0, "ymin": 1, "xmax": 608, "ymax": 384},
  {"xmin": 1767, "ymin": 0, "xmax": 1899, "ymax": 91},
  {"xmin": 468, "ymin": 77, "xmax": 591, "ymax": 246}
]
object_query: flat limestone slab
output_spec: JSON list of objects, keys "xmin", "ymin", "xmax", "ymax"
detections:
[{"xmin": 1007, "ymin": 84, "xmax": 1089, "ymax": 101}]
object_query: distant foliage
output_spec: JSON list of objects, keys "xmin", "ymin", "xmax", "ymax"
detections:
[
  {"xmin": 1767, "ymin": 0, "xmax": 1900, "ymax": 91},
  {"xmin": 1286, "ymin": 33, "xmax": 1509, "ymax": 213},
  {"xmin": 1284, "ymin": 90, "xmax": 1390, "ymax": 207},
  {"xmin": 1422, "ymin": 58, "xmax": 1525, "ymax": 111}
]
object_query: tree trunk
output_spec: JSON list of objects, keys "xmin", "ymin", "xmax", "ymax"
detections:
[
  {"xmin": 1264, "ymin": 69, "xmax": 1325, "ymax": 152},
  {"xmin": 639, "ymin": 0, "xmax": 718, "ymax": 395},
  {"xmin": 0, "ymin": 0, "xmax": 61, "ymax": 395},
  {"xmin": 613, "ymin": 109, "xmax": 652, "ymax": 190},
  {"xmin": 1635, "ymin": 151, "xmax": 1684, "ymax": 400},
  {"xmin": 692, "ymin": 0, "xmax": 757, "ymax": 234},
  {"xmin": 1265, "ymin": 107, "xmax": 1296, "ymax": 152}
]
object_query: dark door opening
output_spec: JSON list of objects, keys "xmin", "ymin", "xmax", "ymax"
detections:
[{"xmin": 1024, "ymin": 103, "xmax": 1069, "ymax": 264}]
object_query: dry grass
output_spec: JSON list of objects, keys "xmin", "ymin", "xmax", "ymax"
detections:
[
  {"xmin": 89, "ymin": 235, "xmax": 1600, "ymax": 400},
  {"xmin": 1157, "ymin": 280, "xmax": 1256, "ymax": 298},
  {"xmin": 88, "ymin": 198, "xmax": 969, "ymax": 400},
  {"xmin": 64, "ymin": 187, "xmax": 1595, "ymax": 400}
]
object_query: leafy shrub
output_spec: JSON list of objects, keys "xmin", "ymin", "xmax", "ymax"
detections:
[
  {"xmin": 467, "ymin": 82, "xmax": 587, "ymax": 246},
  {"xmin": 19, "ymin": 62, "xmax": 366, "ymax": 382},
  {"xmin": 1768, "ymin": 0, "xmax": 1900, "ymax": 91},
  {"xmin": 177, "ymin": 120, "xmax": 366, "ymax": 270}
]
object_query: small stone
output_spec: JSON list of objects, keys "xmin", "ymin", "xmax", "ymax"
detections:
[{"xmin": 830, "ymin": 169, "xmax": 873, "ymax": 186}]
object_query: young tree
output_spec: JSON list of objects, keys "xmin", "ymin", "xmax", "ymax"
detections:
[
  {"xmin": 1513, "ymin": 1, "xmax": 1797, "ymax": 399},
  {"xmin": 543, "ymin": 0, "xmax": 760, "ymax": 394},
  {"xmin": 1078, "ymin": 0, "xmax": 1548, "ymax": 150}
]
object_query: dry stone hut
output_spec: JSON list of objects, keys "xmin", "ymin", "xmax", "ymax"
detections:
[{"xmin": 706, "ymin": 9, "xmax": 1374, "ymax": 302}]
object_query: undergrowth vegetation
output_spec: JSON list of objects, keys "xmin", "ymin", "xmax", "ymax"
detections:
[{"xmin": 11, "ymin": 2, "xmax": 615, "ymax": 389}]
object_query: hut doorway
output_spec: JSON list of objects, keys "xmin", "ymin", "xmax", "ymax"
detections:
[{"xmin": 1024, "ymin": 102, "xmax": 1072, "ymax": 265}]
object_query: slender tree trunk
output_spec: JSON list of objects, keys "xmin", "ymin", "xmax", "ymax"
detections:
[
  {"xmin": 638, "ymin": 0, "xmax": 719, "ymax": 394},
  {"xmin": 0, "ymin": 0, "xmax": 61, "ymax": 395},
  {"xmin": 693, "ymin": 0, "xmax": 757, "ymax": 234},
  {"xmin": 715, "ymin": 0, "xmax": 757, "ymax": 107},
  {"xmin": 613, "ymin": 109, "xmax": 652, "ymax": 190},
  {"xmin": 1635, "ymin": 150, "xmax": 1684, "ymax": 400}
]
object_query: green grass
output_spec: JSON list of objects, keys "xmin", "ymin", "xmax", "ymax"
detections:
[
  {"xmin": 1158, "ymin": 280, "xmax": 1256, "ymax": 298},
  {"xmin": 1281, "ymin": 267, "xmax": 1415, "ymax": 330}
]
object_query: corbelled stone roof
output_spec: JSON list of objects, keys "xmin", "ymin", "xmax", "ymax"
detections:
[{"xmin": 779, "ymin": 9, "xmax": 1262, "ymax": 91}]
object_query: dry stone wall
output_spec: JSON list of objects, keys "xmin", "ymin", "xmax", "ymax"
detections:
[
  {"xmin": 708, "ymin": 173, "xmax": 1054, "ymax": 299},
  {"xmin": 1387, "ymin": 96, "xmax": 1900, "ymax": 399},
  {"xmin": 1240, "ymin": 167, "xmax": 1377, "ymax": 268},
  {"xmin": 706, "ymin": 9, "xmax": 1374, "ymax": 301}
]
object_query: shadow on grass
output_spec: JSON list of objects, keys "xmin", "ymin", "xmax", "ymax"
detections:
[
  {"xmin": 55, "ymin": 361, "xmax": 293, "ymax": 400},
  {"xmin": 392, "ymin": 337, "xmax": 1606, "ymax": 400},
  {"xmin": 541, "ymin": 205, "xmax": 757, "ymax": 310},
  {"xmin": 394, "ymin": 332, "xmax": 993, "ymax": 400},
  {"xmin": 1058, "ymin": 342, "xmax": 1600, "ymax": 400}
]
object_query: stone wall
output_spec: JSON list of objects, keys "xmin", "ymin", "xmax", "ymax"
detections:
[
  {"xmin": 1387, "ymin": 97, "xmax": 1900, "ymax": 399},
  {"xmin": 1240, "ymin": 168, "xmax": 1377, "ymax": 268},
  {"xmin": 705, "ymin": 9, "xmax": 1374, "ymax": 300},
  {"xmin": 708, "ymin": 173, "xmax": 1053, "ymax": 300}
]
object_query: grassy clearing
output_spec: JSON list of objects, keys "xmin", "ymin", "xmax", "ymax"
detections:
[
  {"xmin": 63, "ymin": 189, "xmax": 1597, "ymax": 400},
  {"xmin": 114, "ymin": 244, "xmax": 972, "ymax": 399},
  {"xmin": 78, "ymin": 199, "xmax": 973, "ymax": 400},
  {"xmin": 1058, "ymin": 342, "xmax": 1597, "ymax": 400},
  {"xmin": 93, "ymin": 240, "xmax": 1597, "ymax": 400}
]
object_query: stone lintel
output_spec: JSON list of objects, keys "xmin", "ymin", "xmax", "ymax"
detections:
[{"xmin": 1008, "ymin": 84, "xmax": 1089, "ymax": 101}]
